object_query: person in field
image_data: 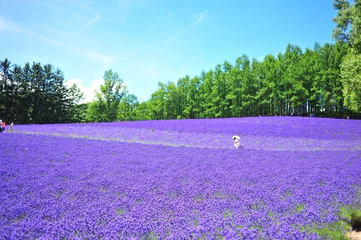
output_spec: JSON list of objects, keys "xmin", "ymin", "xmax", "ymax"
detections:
[
  {"xmin": 9, "ymin": 122, "xmax": 14, "ymax": 132},
  {"xmin": 1, "ymin": 121, "xmax": 6, "ymax": 132},
  {"xmin": 233, "ymin": 135, "xmax": 240, "ymax": 149}
]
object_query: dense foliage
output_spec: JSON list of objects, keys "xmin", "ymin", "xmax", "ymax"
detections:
[
  {"xmin": 1, "ymin": 117, "xmax": 361, "ymax": 239},
  {"xmin": 145, "ymin": 42, "xmax": 351, "ymax": 120},
  {"xmin": 0, "ymin": 41, "xmax": 355, "ymax": 124},
  {"xmin": 0, "ymin": 59, "xmax": 84, "ymax": 124},
  {"xmin": 332, "ymin": 0, "xmax": 361, "ymax": 112}
]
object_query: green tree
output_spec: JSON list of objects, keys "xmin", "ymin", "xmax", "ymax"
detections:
[
  {"xmin": 148, "ymin": 82, "xmax": 167, "ymax": 120},
  {"xmin": 199, "ymin": 70, "xmax": 215, "ymax": 118},
  {"xmin": 135, "ymin": 101, "xmax": 152, "ymax": 120},
  {"xmin": 164, "ymin": 81, "xmax": 178, "ymax": 119},
  {"xmin": 68, "ymin": 83, "xmax": 86, "ymax": 122},
  {"xmin": 0, "ymin": 58, "xmax": 12, "ymax": 118},
  {"xmin": 184, "ymin": 76, "xmax": 202, "ymax": 119},
  {"xmin": 239, "ymin": 55, "xmax": 254, "ymax": 116},
  {"xmin": 86, "ymin": 69, "xmax": 125, "ymax": 122},
  {"xmin": 119, "ymin": 91, "xmax": 139, "ymax": 121},
  {"xmin": 299, "ymin": 46, "xmax": 320, "ymax": 115},
  {"xmin": 227, "ymin": 59, "xmax": 243, "ymax": 117},
  {"xmin": 177, "ymin": 75, "xmax": 190, "ymax": 119},
  {"xmin": 6, "ymin": 64, "xmax": 21, "ymax": 122},
  {"xmin": 333, "ymin": 0, "xmax": 361, "ymax": 112},
  {"xmin": 29, "ymin": 62, "xmax": 45, "ymax": 123},
  {"xmin": 280, "ymin": 44, "xmax": 302, "ymax": 115},
  {"xmin": 256, "ymin": 54, "xmax": 277, "ymax": 116}
]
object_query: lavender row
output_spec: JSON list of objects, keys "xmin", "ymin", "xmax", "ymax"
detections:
[
  {"xmin": 12, "ymin": 124, "xmax": 361, "ymax": 152},
  {"xmin": 13, "ymin": 117, "xmax": 361, "ymax": 141}
]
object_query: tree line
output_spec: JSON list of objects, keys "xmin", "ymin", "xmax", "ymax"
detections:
[
  {"xmin": 1, "ymin": 0, "xmax": 360, "ymax": 124},
  {"xmin": 0, "ymin": 61, "xmax": 141, "ymax": 124},
  {"xmin": 143, "ymin": 42, "xmax": 353, "ymax": 120},
  {"xmin": 140, "ymin": 0, "xmax": 361, "ymax": 120},
  {"xmin": 0, "ymin": 59, "xmax": 86, "ymax": 124},
  {"xmin": 0, "ymin": 42, "xmax": 358, "ymax": 124},
  {"xmin": 129, "ymin": 0, "xmax": 361, "ymax": 120}
]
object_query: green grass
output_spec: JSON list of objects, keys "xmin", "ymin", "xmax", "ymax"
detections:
[
  {"xmin": 116, "ymin": 208, "xmax": 126, "ymax": 216},
  {"xmin": 223, "ymin": 209, "xmax": 233, "ymax": 219},
  {"xmin": 339, "ymin": 205, "xmax": 361, "ymax": 230},
  {"xmin": 295, "ymin": 204, "xmax": 304, "ymax": 213},
  {"xmin": 298, "ymin": 205, "xmax": 361, "ymax": 239}
]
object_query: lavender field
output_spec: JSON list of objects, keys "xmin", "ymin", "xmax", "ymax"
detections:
[{"xmin": 1, "ymin": 117, "xmax": 361, "ymax": 239}]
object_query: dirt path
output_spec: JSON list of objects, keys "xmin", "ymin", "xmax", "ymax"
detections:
[{"xmin": 348, "ymin": 231, "xmax": 361, "ymax": 240}]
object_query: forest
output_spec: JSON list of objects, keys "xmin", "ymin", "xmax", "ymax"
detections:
[{"xmin": 0, "ymin": 0, "xmax": 360, "ymax": 123}]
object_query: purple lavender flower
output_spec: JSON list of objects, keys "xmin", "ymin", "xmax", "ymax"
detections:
[{"xmin": 0, "ymin": 117, "xmax": 360, "ymax": 239}]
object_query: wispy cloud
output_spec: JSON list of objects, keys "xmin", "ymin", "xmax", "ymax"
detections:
[
  {"xmin": 0, "ymin": 16, "xmax": 21, "ymax": 32},
  {"xmin": 35, "ymin": 33, "xmax": 113, "ymax": 66},
  {"xmin": 78, "ymin": 15, "xmax": 101, "ymax": 36},
  {"xmin": 191, "ymin": 12, "xmax": 207, "ymax": 28},
  {"xmin": 182, "ymin": 12, "xmax": 207, "ymax": 35},
  {"xmin": 0, "ymin": 15, "xmax": 113, "ymax": 66},
  {"xmin": 172, "ymin": 11, "xmax": 207, "ymax": 41},
  {"xmin": 86, "ymin": 52, "xmax": 113, "ymax": 65}
]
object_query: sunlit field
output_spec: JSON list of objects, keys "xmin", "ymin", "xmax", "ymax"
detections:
[{"xmin": 1, "ymin": 117, "xmax": 361, "ymax": 239}]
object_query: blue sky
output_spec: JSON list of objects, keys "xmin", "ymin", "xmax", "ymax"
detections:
[{"xmin": 1, "ymin": 0, "xmax": 338, "ymax": 102}]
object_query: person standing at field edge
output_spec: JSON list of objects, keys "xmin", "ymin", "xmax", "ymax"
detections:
[{"xmin": 1, "ymin": 121, "xmax": 6, "ymax": 132}]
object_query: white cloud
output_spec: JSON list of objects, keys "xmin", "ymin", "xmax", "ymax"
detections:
[{"xmin": 65, "ymin": 78, "xmax": 104, "ymax": 103}]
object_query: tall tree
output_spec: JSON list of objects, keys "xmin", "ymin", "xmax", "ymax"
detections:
[
  {"xmin": 86, "ymin": 69, "xmax": 125, "ymax": 122},
  {"xmin": 6, "ymin": 64, "xmax": 21, "ymax": 122},
  {"xmin": 148, "ymin": 82, "xmax": 167, "ymax": 120},
  {"xmin": 19, "ymin": 63, "xmax": 33, "ymax": 123},
  {"xmin": 333, "ymin": 0, "xmax": 361, "ymax": 112},
  {"xmin": 29, "ymin": 62, "xmax": 45, "ymax": 123},
  {"xmin": 239, "ymin": 55, "xmax": 254, "ymax": 116},
  {"xmin": 199, "ymin": 70, "xmax": 215, "ymax": 118},
  {"xmin": 135, "ymin": 101, "xmax": 152, "ymax": 120},
  {"xmin": 67, "ymin": 83, "xmax": 86, "ymax": 122},
  {"xmin": 0, "ymin": 58, "xmax": 87, "ymax": 123},
  {"xmin": 164, "ymin": 81, "xmax": 178, "ymax": 119},
  {"xmin": 177, "ymin": 75, "xmax": 190, "ymax": 119},
  {"xmin": 280, "ymin": 44, "xmax": 302, "ymax": 115},
  {"xmin": 184, "ymin": 76, "xmax": 202, "ymax": 119},
  {"xmin": 0, "ymin": 58, "xmax": 12, "ymax": 119},
  {"xmin": 227, "ymin": 59, "xmax": 243, "ymax": 117},
  {"xmin": 119, "ymin": 90, "xmax": 139, "ymax": 121},
  {"xmin": 257, "ymin": 54, "xmax": 277, "ymax": 116}
]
